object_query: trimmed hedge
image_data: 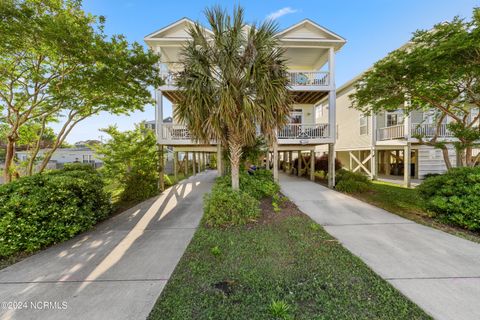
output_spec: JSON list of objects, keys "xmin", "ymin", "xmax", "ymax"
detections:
[
  {"xmin": 417, "ymin": 167, "xmax": 480, "ymax": 231},
  {"xmin": 0, "ymin": 164, "xmax": 112, "ymax": 258}
]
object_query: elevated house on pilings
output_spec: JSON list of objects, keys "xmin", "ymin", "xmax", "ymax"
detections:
[
  {"xmin": 144, "ymin": 18, "xmax": 346, "ymax": 188},
  {"xmin": 317, "ymin": 74, "xmax": 480, "ymax": 188}
]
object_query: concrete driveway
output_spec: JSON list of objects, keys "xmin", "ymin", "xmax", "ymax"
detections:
[
  {"xmin": 0, "ymin": 171, "xmax": 215, "ymax": 320},
  {"xmin": 280, "ymin": 173, "xmax": 480, "ymax": 320}
]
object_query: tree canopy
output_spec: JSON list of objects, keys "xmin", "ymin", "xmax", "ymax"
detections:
[
  {"xmin": 351, "ymin": 8, "xmax": 480, "ymax": 168},
  {"xmin": 175, "ymin": 6, "xmax": 292, "ymax": 189},
  {"xmin": 0, "ymin": 0, "xmax": 162, "ymax": 181}
]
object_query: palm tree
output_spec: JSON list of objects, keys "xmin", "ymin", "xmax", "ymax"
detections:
[{"xmin": 175, "ymin": 6, "xmax": 292, "ymax": 190}]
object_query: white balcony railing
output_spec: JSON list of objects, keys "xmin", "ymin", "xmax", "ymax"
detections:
[
  {"xmin": 278, "ymin": 123, "xmax": 329, "ymax": 140},
  {"xmin": 160, "ymin": 71, "xmax": 330, "ymax": 88},
  {"xmin": 160, "ymin": 123, "xmax": 329, "ymax": 142},
  {"xmin": 377, "ymin": 124, "xmax": 405, "ymax": 141},
  {"xmin": 410, "ymin": 123, "xmax": 454, "ymax": 138},
  {"xmin": 288, "ymin": 71, "xmax": 329, "ymax": 87},
  {"xmin": 160, "ymin": 71, "xmax": 175, "ymax": 86},
  {"xmin": 161, "ymin": 124, "xmax": 191, "ymax": 140}
]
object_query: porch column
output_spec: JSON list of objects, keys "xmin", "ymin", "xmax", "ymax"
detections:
[
  {"xmin": 310, "ymin": 150, "xmax": 315, "ymax": 181},
  {"xmin": 185, "ymin": 152, "xmax": 189, "ymax": 176},
  {"xmin": 158, "ymin": 144, "xmax": 165, "ymax": 192},
  {"xmin": 288, "ymin": 151, "xmax": 292, "ymax": 174},
  {"xmin": 217, "ymin": 142, "xmax": 223, "ymax": 176},
  {"xmin": 192, "ymin": 152, "xmax": 196, "ymax": 175},
  {"xmin": 174, "ymin": 151, "xmax": 178, "ymax": 182},
  {"xmin": 273, "ymin": 138, "xmax": 279, "ymax": 183},
  {"xmin": 155, "ymin": 90, "xmax": 163, "ymax": 139},
  {"xmin": 328, "ymin": 47, "xmax": 336, "ymax": 141},
  {"xmin": 371, "ymin": 149, "xmax": 378, "ymax": 179},
  {"xmin": 328, "ymin": 143, "xmax": 335, "ymax": 188},
  {"xmin": 404, "ymin": 144, "xmax": 411, "ymax": 188},
  {"xmin": 297, "ymin": 151, "xmax": 302, "ymax": 177}
]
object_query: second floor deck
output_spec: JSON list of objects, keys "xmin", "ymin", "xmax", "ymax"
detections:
[
  {"xmin": 159, "ymin": 122, "xmax": 331, "ymax": 146},
  {"xmin": 377, "ymin": 123, "xmax": 455, "ymax": 141}
]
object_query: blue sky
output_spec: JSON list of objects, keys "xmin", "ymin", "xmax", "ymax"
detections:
[{"xmin": 62, "ymin": 0, "xmax": 479, "ymax": 143}]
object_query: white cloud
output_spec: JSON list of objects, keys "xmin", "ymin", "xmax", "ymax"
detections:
[{"xmin": 266, "ymin": 7, "xmax": 298, "ymax": 21}]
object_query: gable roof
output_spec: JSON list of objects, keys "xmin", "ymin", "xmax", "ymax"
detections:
[
  {"xmin": 144, "ymin": 17, "xmax": 213, "ymax": 41},
  {"xmin": 276, "ymin": 19, "xmax": 346, "ymax": 43}
]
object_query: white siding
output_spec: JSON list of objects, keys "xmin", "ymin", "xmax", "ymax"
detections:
[{"xmin": 417, "ymin": 145, "xmax": 456, "ymax": 178}]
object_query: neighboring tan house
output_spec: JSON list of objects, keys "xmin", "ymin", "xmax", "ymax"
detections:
[
  {"xmin": 316, "ymin": 74, "xmax": 480, "ymax": 187},
  {"xmin": 144, "ymin": 18, "xmax": 346, "ymax": 186},
  {"xmin": 16, "ymin": 147, "xmax": 103, "ymax": 170}
]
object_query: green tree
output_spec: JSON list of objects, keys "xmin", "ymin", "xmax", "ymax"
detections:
[
  {"xmin": 175, "ymin": 6, "xmax": 292, "ymax": 190},
  {"xmin": 95, "ymin": 123, "xmax": 160, "ymax": 202},
  {"xmin": 351, "ymin": 8, "xmax": 480, "ymax": 168},
  {"xmin": 0, "ymin": 0, "xmax": 162, "ymax": 182}
]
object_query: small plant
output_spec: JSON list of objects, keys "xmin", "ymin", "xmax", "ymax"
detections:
[
  {"xmin": 269, "ymin": 300, "xmax": 292, "ymax": 319},
  {"xmin": 309, "ymin": 223, "xmax": 320, "ymax": 231},
  {"xmin": 210, "ymin": 245, "xmax": 221, "ymax": 257},
  {"xmin": 272, "ymin": 194, "xmax": 282, "ymax": 213}
]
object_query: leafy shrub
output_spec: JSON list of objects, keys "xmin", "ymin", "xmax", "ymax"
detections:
[
  {"xmin": 121, "ymin": 171, "xmax": 159, "ymax": 202},
  {"xmin": 215, "ymin": 169, "xmax": 279, "ymax": 200},
  {"xmin": 335, "ymin": 169, "xmax": 371, "ymax": 193},
  {"xmin": 0, "ymin": 167, "xmax": 112, "ymax": 258},
  {"xmin": 417, "ymin": 167, "xmax": 480, "ymax": 231},
  {"xmin": 203, "ymin": 187, "xmax": 260, "ymax": 228},
  {"xmin": 423, "ymin": 173, "xmax": 442, "ymax": 179},
  {"xmin": 293, "ymin": 154, "xmax": 342, "ymax": 176}
]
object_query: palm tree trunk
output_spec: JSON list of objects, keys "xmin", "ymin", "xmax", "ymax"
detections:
[{"xmin": 229, "ymin": 141, "xmax": 242, "ymax": 190}]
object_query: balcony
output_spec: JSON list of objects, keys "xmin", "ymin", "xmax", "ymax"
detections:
[
  {"xmin": 377, "ymin": 124, "xmax": 405, "ymax": 141},
  {"xmin": 159, "ymin": 123, "xmax": 330, "ymax": 145},
  {"xmin": 410, "ymin": 123, "xmax": 454, "ymax": 138},
  {"xmin": 159, "ymin": 70, "xmax": 330, "ymax": 90},
  {"xmin": 377, "ymin": 123, "xmax": 454, "ymax": 141},
  {"xmin": 288, "ymin": 71, "xmax": 329, "ymax": 89}
]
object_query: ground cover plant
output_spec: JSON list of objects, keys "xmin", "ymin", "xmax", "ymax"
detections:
[{"xmin": 149, "ymin": 192, "xmax": 430, "ymax": 319}]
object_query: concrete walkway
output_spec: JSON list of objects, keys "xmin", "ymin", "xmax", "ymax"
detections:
[
  {"xmin": 0, "ymin": 171, "xmax": 215, "ymax": 320},
  {"xmin": 280, "ymin": 173, "xmax": 480, "ymax": 320}
]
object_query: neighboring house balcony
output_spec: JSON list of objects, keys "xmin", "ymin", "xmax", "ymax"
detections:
[
  {"xmin": 376, "ymin": 123, "xmax": 454, "ymax": 141},
  {"xmin": 158, "ymin": 122, "xmax": 330, "ymax": 145}
]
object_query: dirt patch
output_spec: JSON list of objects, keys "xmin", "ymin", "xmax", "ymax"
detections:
[{"xmin": 255, "ymin": 193, "xmax": 305, "ymax": 225}]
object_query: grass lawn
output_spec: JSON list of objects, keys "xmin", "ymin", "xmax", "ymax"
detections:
[
  {"xmin": 149, "ymin": 198, "xmax": 430, "ymax": 320},
  {"xmin": 348, "ymin": 180, "xmax": 480, "ymax": 243}
]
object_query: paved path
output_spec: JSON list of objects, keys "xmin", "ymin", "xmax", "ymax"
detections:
[
  {"xmin": 280, "ymin": 173, "xmax": 480, "ymax": 320},
  {"xmin": 0, "ymin": 171, "xmax": 215, "ymax": 320}
]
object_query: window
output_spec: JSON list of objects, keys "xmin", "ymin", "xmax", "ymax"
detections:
[
  {"xmin": 360, "ymin": 115, "xmax": 368, "ymax": 135},
  {"xmin": 289, "ymin": 109, "xmax": 303, "ymax": 124},
  {"xmin": 82, "ymin": 155, "xmax": 94, "ymax": 163},
  {"xmin": 386, "ymin": 111, "xmax": 404, "ymax": 127}
]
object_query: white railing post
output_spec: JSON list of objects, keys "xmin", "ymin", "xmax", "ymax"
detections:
[{"xmin": 155, "ymin": 90, "xmax": 163, "ymax": 140}]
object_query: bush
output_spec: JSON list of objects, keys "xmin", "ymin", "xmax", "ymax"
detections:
[
  {"xmin": 335, "ymin": 169, "xmax": 371, "ymax": 193},
  {"xmin": 0, "ymin": 167, "xmax": 112, "ymax": 258},
  {"xmin": 417, "ymin": 167, "xmax": 480, "ymax": 231},
  {"xmin": 215, "ymin": 169, "xmax": 279, "ymax": 200},
  {"xmin": 203, "ymin": 187, "xmax": 260, "ymax": 228},
  {"xmin": 121, "ymin": 171, "xmax": 159, "ymax": 202}
]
